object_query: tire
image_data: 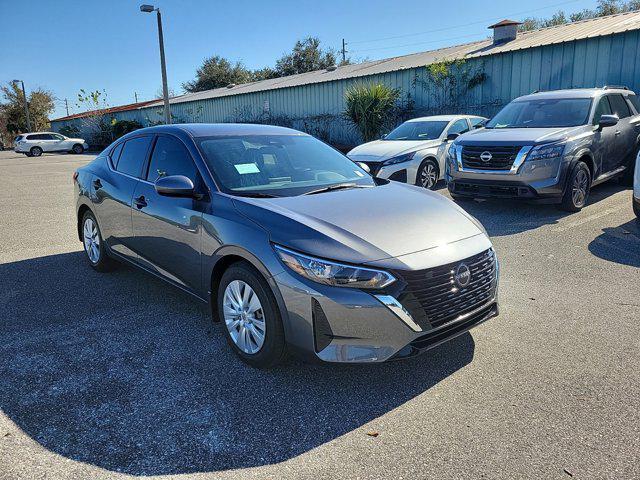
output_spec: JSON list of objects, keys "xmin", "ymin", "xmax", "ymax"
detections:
[
  {"xmin": 634, "ymin": 197, "xmax": 640, "ymax": 219},
  {"xmin": 416, "ymin": 159, "xmax": 439, "ymax": 190},
  {"xmin": 560, "ymin": 161, "xmax": 591, "ymax": 212},
  {"xmin": 81, "ymin": 210, "xmax": 116, "ymax": 272},
  {"xmin": 30, "ymin": 146, "xmax": 42, "ymax": 157},
  {"xmin": 217, "ymin": 262, "xmax": 286, "ymax": 368},
  {"xmin": 72, "ymin": 144, "xmax": 84, "ymax": 154},
  {"xmin": 24, "ymin": 152, "xmax": 32, "ymax": 157},
  {"xmin": 619, "ymin": 147, "xmax": 639, "ymax": 187}
]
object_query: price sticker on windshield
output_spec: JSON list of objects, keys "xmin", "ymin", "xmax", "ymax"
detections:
[{"xmin": 234, "ymin": 163, "xmax": 261, "ymax": 174}]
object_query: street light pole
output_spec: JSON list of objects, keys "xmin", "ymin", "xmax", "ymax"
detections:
[
  {"xmin": 140, "ymin": 5, "xmax": 171, "ymax": 124},
  {"xmin": 13, "ymin": 80, "xmax": 31, "ymax": 132}
]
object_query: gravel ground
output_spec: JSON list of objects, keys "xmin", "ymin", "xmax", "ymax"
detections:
[{"xmin": 1, "ymin": 150, "xmax": 639, "ymax": 480}]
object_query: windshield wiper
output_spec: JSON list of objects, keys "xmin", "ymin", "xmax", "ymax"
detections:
[
  {"xmin": 302, "ymin": 183, "xmax": 368, "ymax": 196},
  {"xmin": 232, "ymin": 191, "xmax": 280, "ymax": 198}
]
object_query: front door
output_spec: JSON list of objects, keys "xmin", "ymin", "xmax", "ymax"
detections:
[
  {"xmin": 591, "ymin": 96, "xmax": 618, "ymax": 177},
  {"xmin": 131, "ymin": 134, "xmax": 205, "ymax": 294}
]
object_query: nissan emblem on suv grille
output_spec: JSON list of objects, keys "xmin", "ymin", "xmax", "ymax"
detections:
[
  {"xmin": 480, "ymin": 151, "xmax": 493, "ymax": 163},
  {"xmin": 454, "ymin": 263, "xmax": 472, "ymax": 288}
]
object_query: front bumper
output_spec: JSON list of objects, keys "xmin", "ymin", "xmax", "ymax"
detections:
[
  {"xmin": 359, "ymin": 160, "xmax": 420, "ymax": 185},
  {"xmin": 273, "ymin": 245, "xmax": 499, "ymax": 363}
]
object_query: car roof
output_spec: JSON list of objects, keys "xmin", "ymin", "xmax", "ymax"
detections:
[
  {"xmin": 405, "ymin": 115, "xmax": 483, "ymax": 122},
  {"xmin": 516, "ymin": 87, "xmax": 636, "ymax": 101},
  {"xmin": 136, "ymin": 123, "xmax": 308, "ymax": 138}
]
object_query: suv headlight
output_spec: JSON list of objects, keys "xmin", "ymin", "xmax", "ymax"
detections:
[
  {"xmin": 383, "ymin": 151, "xmax": 416, "ymax": 166},
  {"xmin": 527, "ymin": 143, "xmax": 565, "ymax": 161},
  {"xmin": 274, "ymin": 245, "xmax": 396, "ymax": 289}
]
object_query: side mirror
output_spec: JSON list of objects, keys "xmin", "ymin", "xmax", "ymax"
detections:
[
  {"xmin": 155, "ymin": 175, "xmax": 195, "ymax": 197},
  {"xmin": 598, "ymin": 114, "xmax": 619, "ymax": 128},
  {"xmin": 446, "ymin": 133, "xmax": 460, "ymax": 142},
  {"xmin": 357, "ymin": 162, "xmax": 371, "ymax": 173}
]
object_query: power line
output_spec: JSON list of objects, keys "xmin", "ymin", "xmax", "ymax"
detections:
[
  {"xmin": 348, "ymin": 0, "xmax": 583, "ymax": 45},
  {"xmin": 350, "ymin": 32, "xmax": 486, "ymax": 53}
]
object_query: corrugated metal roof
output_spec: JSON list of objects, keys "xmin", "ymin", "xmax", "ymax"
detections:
[{"xmin": 52, "ymin": 99, "xmax": 160, "ymax": 121}]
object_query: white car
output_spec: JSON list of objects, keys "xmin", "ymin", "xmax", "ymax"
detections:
[
  {"xmin": 634, "ymin": 149, "xmax": 640, "ymax": 219},
  {"xmin": 347, "ymin": 115, "xmax": 486, "ymax": 189},
  {"xmin": 14, "ymin": 132, "xmax": 89, "ymax": 157}
]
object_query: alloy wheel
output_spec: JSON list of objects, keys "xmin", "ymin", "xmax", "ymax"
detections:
[
  {"xmin": 223, "ymin": 280, "xmax": 266, "ymax": 354},
  {"xmin": 420, "ymin": 163, "xmax": 437, "ymax": 189},
  {"xmin": 571, "ymin": 169, "xmax": 589, "ymax": 208},
  {"xmin": 83, "ymin": 217, "xmax": 101, "ymax": 263}
]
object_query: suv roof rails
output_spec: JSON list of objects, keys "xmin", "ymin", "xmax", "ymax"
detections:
[{"xmin": 603, "ymin": 85, "xmax": 629, "ymax": 90}]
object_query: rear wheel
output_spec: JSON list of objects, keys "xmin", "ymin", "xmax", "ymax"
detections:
[
  {"xmin": 633, "ymin": 197, "xmax": 640, "ymax": 219},
  {"xmin": 72, "ymin": 144, "xmax": 84, "ymax": 154},
  {"xmin": 218, "ymin": 262, "xmax": 286, "ymax": 368},
  {"xmin": 81, "ymin": 211, "xmax": 115, "ymax": 272},
  {"xmin": 30, "ymin": 146, "xmax": 42, "ymax": 157},
  {"xmin": 560, "ymin": 161, "xmax": 591, "ymax": 212},
  {"xmin": 416, "ymin": 159, "xmax": 439, "ymax": 190}
]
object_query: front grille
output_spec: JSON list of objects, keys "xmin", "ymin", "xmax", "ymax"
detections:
[
  {"xmin": 363, "ymin": 161, "xmax": 383, "ymax": 177},
  {"xmin": 395, "ymin": 249, "xmax": 497, "ymax": 331},
  {"xmin": 461, "ymin": 146, "xmax": 522, "ymax": 170}
]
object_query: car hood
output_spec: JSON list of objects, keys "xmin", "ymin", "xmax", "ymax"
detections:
[
  {"xmin": 457, "ymin": 126, "xmax": 585, "ymax": 146},
  {"xmin": 232, "ymin": 181, "xmax": 484, "ymax": 265},
  {"xmin": 347, "ymin": 139, "xmax": 440, "ymax": 162}
]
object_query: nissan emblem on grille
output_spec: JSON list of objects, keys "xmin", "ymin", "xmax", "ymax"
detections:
[
  {"xmin": 454, "ymin": 263, "xmax": 471, "ymax": 288},
  {"xmin": 480, "ymin": 151, "xmax": 493, "ymax": 163}
]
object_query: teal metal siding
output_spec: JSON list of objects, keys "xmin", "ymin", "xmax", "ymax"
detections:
[{"xmin": 52, "ymin": 31, "xmax": 640, "ymax": 146}]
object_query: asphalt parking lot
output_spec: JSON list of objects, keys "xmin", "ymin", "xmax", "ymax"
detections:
[{"xmin": 1, "ymin": 149, "xmax": 639, "ymax": 480}]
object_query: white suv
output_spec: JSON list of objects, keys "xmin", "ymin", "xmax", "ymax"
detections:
[{"xmin": 14, "ymin": 132, "xmax": 89, "ymax": 157}]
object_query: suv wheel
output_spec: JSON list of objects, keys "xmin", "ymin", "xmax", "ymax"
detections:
[
  {"xmin": 218, "ymin": 262, "xmax": 286, "ymax": 368},
  {"xmin": 30, "ymin": 146, "xmax": 43, "ymax": 157},
  {"xmin": 72, "ymin": 144, "xmax": 84, "ymax": 154},
  {"xmin": 417, "ymin": 159, "xmax": 439, "ymax": 190},
  {"xmin": 560, "ymin": 161, "xmax": 591, "ymax": 212},
  {"xmin": 634, "ymin": 197, "xmax": 640, "ymax": 219}
]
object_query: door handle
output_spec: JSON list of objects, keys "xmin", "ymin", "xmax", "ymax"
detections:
[
  {"xmin": 614, "ymin": 130, "xmax": 621, "ymax": 136},
  {"xmin": 92, "ymin": 179, "xmax": 102, "ymax": 189},
  {"xmin": 134, "ymin": 195, "xmax": 147, "ymax": 209}
]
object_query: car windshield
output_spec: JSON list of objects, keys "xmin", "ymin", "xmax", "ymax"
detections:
[
  {"xmin": 196, "ymin": 134, "xmax": 375, "ymax": 197},
  {"xmin": 486, "ymin": 98, "xmax": 592, "ymax": 128},
  {"xmin": 384, "ymin": 121, "xmax": 448, "ymax": 140}
]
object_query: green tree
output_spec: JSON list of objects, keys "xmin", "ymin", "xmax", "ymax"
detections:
[
  {"xmin": 252, "ymin": 66, "xmax": 279, "ymax": 81},
  {"xmin": 520, "ymin": 0, "xmax": 640, "ymax": 31},
  {"xmin": 0, "ymin": 82, "xmax": 55, "ymax": 133},
  {"xmin": 274, "ymin": 37, "xmax": 340, "ymax": 77},
  {"xmin": 75, "ymin": 89, "xmax": 112, "ymax": 147},
  {"xmin": 344, "ymin": 83, "xmax": 400, "ymax": 143},
  {"xmin": 183, "ymin": 55, "xmax": 254, "ymax": 92}
]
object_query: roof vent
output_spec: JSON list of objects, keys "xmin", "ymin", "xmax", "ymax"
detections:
[
  {"xmin": 488, "ymin": 19, "xmax": 521, "ymax": 44},
  {"xmin": 227, "ymin": 83, "xmax": 236, "ymax": 88},
  {"xmin": 326, "ymin": 65, "xmax": 337, "ymax": 71}
]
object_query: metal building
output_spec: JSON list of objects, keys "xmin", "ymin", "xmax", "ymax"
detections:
[{"xmin": 51, "ymin": 11, "xmax": 640, "ymax": 146}]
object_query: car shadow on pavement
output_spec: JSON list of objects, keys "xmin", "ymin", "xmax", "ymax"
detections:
[
  {"xmin": 588, "ymin": 218, "xmax": 640, "ymax": 267},
  {"xmin": 0, "ymin": 252, "xmax": 475, "ymax": 476},
  {"xmin": 450, "ymin": 183, "xmax": 628, "ymax": 237}
]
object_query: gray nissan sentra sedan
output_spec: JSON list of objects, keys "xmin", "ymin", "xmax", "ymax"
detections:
[{"xmin": 73, "ymin": 124, "xmax": 499, "ymax": 367}]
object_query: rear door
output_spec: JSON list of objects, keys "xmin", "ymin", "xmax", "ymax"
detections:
[
  {"xmin": 93, "ymin": 135, "xmax": 153, "ymax": 262},
  {"xmin": 607, "ymin": 93, "xmax": 635, "ymax": 169},
  {"xmin": 130, "ymin": 134, "xmax": 205, "ymax": 293}
]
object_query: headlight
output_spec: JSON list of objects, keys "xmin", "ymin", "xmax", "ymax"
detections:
[
  {"xmin": 274, "ymin": 245, "xmax": 396, "ymax": 289},
  {"xmin": 383, "ymin": 151, "xmax": 416, "ymax": 166},
  {"xmin": 527, "ymin": 143, "xmax": 565, "ymax": 162}
]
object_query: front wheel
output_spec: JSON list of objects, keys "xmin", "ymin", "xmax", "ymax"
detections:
[
  {"xmin": 72, "ymin": 144, "xmax": 84, "ymax": 154},
  {"xmin": 218, "ymin": 262, "xmax": 286, "ymax": 368},
  {"xmin": 416, "ymin": 159, "xmax": 439, "ymax": 190},
  {"xmin": 634, "ymin": 197, "xmax": 640, "ymax": 219},
  {"xmin": 560, "ymin": 161, "xmax": 591, "ymax": 212}
]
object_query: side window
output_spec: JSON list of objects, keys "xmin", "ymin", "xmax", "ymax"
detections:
[
  {"xmin": 146, "ymin": 136, "xmax": 197, "ymax": 183},
  {"xmin": 110, "ymin": 142, "xmax": 124, "ymax": 167},
  {"xmin": 469, "ymin": 117, "xmax": 486, "ymax": 129},
  {"xmin": 116, "ymin": 136, "xmax": 152, "ymax": 178},
  {"xmin": 608, "ymin": 94, "xmax": 631, "ymax": 118},
  {"xmin": 52, "ymin": 134, "xmax": 64, "ymax": 140},
  {"xmin": 448, "ymin": 119, "xmax": 470, "ymax": 136},
  {"xmin": 592, "ymin": 96, "xmax": 612, "ymax": 125},
  {"xmin": 42, "ymin": 134, "xmax": 54, "ymax": 140},
  {"xmin": 627, "ymin": 95, "xmax": 640, "ymax": 114}
]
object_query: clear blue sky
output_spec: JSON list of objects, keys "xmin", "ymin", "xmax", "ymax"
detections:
[{"xmin": 1, "ymin": 0, "xmax": 597, "ymax": 119}]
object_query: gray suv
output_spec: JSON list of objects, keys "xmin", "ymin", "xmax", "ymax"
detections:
[{"xmin": 446, "ymin": 87, "xmax": 640, "ymax": 211}]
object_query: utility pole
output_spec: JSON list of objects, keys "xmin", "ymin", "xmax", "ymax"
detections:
[
  {"xmin": 12, "ymin": 80, "xmax": 31, "ymax": 132},
  {"xmin": 140, "ymin": 4, "xmax": 171, "ymax": 124},
  {"xmin": 64, "ymin": 98, "xmax": 69, "ymax": 116},
  {"xmin": 341, "ymin": 39, "xmax": 347, "ymax": 64},
  {"xmin": 134, "ymin": 92, "xmax": 139, "ymax": 103}
]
